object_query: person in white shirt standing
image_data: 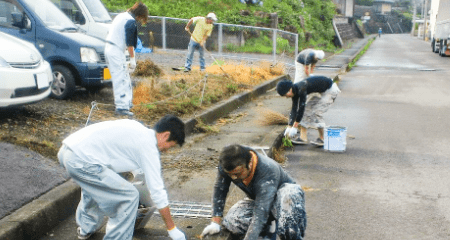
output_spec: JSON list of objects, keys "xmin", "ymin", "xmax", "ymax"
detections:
[
  {"xmin": 105, "ymin": 2, "xmax": 148, "ymax": 116},
  {"xmin": 58, "ymin": 115, "xmax": 186, "ymax": 240}
]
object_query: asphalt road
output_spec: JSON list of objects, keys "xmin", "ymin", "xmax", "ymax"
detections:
[
  {"xmin": 38, "ymin": 34, "xmax": 450, "ymax": 240},
  {"xmin": 289, "ymin": 34, "xmax": 450, "ymax": 239}
]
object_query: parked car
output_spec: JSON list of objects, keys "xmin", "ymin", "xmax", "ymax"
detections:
[
  {"xmin": 0, "ymin": 0, "xmax": 112, "ymax": 99},
  {"xmin": 0, "ymin": 32, "xmax": 53, "ymax": 107},
  {"xmin": 50, "ymin": 0, "xmax": 131, "ymax": 59}
]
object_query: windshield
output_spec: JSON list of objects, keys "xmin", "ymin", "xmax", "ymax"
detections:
[
  {"xmin": 81, "ymin": 0, "xmax": 112, "ymax": 23},
  {"xmin": 22, "ymin": 0, "xmax": 77, "ymax": 31}
]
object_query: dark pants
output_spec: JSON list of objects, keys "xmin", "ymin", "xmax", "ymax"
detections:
[{"xmin": 223, "ymin": 183, "xmax": 307, "ymax": 240}]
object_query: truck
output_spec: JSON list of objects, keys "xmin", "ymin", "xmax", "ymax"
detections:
[
  {"xmin": 430, "ymin": 0, "xmax": 450, "ymax": 56},
  {"xmin": 0, "ymin": 0, "xmax": 112, "ymax": 99}
]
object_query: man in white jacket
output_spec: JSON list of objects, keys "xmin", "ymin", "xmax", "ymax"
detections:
[
  {"xmin": 58, "ymin": 115, "xmax": 186, "ymax": 240},
  {"xmin": 105, "ymin": 2, "xmax": 148, "ymax": 116}
]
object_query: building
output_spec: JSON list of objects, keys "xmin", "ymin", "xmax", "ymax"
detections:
[{"xmin": 373, "ymin": 0, "xmax": 395, "ymax": 14}]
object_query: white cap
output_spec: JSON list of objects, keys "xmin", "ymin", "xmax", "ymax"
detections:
[
  {"xmin": 206, "ymin": 12, "xmax": 218, "ymax": 21},
  {"xmin": 315, "ymin": 50, "xmax": 325, "ymax": 60}
]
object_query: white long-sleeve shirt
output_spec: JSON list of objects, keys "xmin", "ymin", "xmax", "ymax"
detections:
[{"xmin": 63, "ymin": 119, "xmax": 169, "ymax": 209}]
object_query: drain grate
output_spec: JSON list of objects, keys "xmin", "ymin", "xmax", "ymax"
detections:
[{"xmin": 155, "ymin": 201, "xmax": 212, "ymax": 218}]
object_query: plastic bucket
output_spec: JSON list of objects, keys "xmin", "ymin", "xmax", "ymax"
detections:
[{"xmin": 324, "ymin": 126, "xmax": 347, "ymax": 152}]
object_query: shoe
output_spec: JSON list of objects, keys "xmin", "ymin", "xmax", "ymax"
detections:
[
  {"xmin": 183, "ymin": 68, "xmax": 191, "ymax": 72},
  {"xmin": 311, "ymin": 138, "xmax": 324, "ymax": 147},
  {"xmin": 77, "ymin": 227, "xmax": 94, "ymax": 240},
  {"xmin": 291, "ymin": 137, "xmax": 308, "ymax": 145},
  {"xmin": 115, "ymin": 109, "xmax": 134, "ymax": 117}
]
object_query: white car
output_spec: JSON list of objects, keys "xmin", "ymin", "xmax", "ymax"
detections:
[{"xmin": 0, "ymin": 32, "xmax": 53, "ymax": 107}]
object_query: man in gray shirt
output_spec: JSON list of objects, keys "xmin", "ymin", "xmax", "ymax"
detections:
[
  {"xmin": 295, "ymin": 48, "xmax": 325, "ymax": 83},
  {"xmin": 200, "ymin": 145, "xmax": 307, "ymax": 240}
]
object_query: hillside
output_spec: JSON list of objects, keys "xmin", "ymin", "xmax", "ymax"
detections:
[{"xmin": 102, "ymin": 0, "xmax": 338, "ymax": 50}]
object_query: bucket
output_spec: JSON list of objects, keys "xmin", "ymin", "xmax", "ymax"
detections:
[{"xmin": 324, "ymin": 126, "xmax": 347, "ymax": 152}]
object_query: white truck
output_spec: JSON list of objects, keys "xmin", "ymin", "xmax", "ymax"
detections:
[{"xmin": 430, "ymin": 0, "xmax": 450, "ymax": 56}]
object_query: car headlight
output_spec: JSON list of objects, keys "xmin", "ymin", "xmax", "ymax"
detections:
[
  {"xmin": 80, "ymin": 47, "xmax": 100, "ymax": 63},
  {"xmin": 0, "ymin": 56, "xmax": 11, "ymax": 68}
]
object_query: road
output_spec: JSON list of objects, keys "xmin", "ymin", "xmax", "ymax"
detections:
[
  {"xmin": 39, "ymin": 34, "xmax": 450, "ymax": 240},
  {"xmin": 290, "ymin": 34, "xmax": 450, "ymax": 239}
]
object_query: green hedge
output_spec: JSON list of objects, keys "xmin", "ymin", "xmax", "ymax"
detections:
[{"xmin": 102, "ymin": 0, "xmax": 337, "ymax": 51}]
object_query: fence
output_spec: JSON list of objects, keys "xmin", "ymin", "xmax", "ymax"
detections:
[{"xmin": 134, "ymin": 16, "xmax": 299, "ymax": 68}]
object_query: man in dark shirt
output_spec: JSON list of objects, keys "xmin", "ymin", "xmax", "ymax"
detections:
[
  {"xmin": 276, "ymin": 76, "xmax": 340, "ymax": 146},
  {"xmin": 200, "ymin": 144, "xmax": 307, "ymax": 240}
]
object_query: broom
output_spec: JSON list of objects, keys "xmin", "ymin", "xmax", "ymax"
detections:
[{"xmin": 256, "ymin": 108, "xmax": 288, "ymax": 126}]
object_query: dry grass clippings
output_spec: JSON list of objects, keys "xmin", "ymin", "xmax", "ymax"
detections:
[{"xmin": 256, "ymin": 108, "xmax": 288, "ymax": 126}]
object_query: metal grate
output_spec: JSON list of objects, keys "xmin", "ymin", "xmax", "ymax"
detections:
[{"xmin": 155, "ymin": 201, "xmax": 212, "ymax": 219}]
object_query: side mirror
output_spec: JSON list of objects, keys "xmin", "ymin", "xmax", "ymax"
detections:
[
  {"xmin": 74, "ymin": 11, "xmax": 85, "ymax": 25},
  {"xmin": 11, "ymin": 12, "xmax": 25, "ymax": 29}
]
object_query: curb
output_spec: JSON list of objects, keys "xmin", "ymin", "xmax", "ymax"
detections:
[
  {"xmin": 0, "ymin": 75, "xmax": 288, "ymax": 240},
  {"xmin": 268, "ymin": 36, "xmax": 376, "ymax": 155},
  {"xmin": 0, "ymin": 180, "xmax": 80, "ymax": 240}
]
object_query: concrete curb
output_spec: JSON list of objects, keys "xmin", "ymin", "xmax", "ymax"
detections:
[
  {"xmin": 0, "ymin": 75, "xmax": 288, "ymax": 240},
  {"xmin": 0, "ymin": 180, "xmax": 80, "ymax": 240},
  {"xmin": 184, "ymin": 74, "xmax": 287, "ymax": 135},
  {"xmin": 268, "ymin": 36, "xmax": 377, "ymax": 155}
]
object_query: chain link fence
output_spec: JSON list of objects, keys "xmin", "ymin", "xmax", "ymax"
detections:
[{"xmin": 135, "ymin": 16, "xmax": 298, "ymax": 68}]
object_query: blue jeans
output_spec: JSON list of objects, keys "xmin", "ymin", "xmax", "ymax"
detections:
[{"xmin": 184, "ymin": 39, "xmax": 205, "ymax": 70}]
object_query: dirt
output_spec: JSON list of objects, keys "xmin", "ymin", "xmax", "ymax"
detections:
[{"xmin": 0, "ymin": 50, "xmax": 285, "ymax": 173}]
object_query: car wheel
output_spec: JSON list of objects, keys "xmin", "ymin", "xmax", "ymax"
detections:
[{"xmin": 51, "ymin": 65, "xmax": 75, "ymax": 99}]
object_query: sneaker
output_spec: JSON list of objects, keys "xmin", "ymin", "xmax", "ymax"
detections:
[
  {"xmin": 115, "ymin": 109, "xmax": 134, "ymax": 117},
  {"xmin": 291, "ymin": 137, "xmax": 308, "ymax": 145},
  {"xmin": 311, "ymin": 138, "xmax": 324, "ymax": 147},
  {"xmin": 77, "ymin": 227, "xmax": 94, "ymax": 240},
  {"xmin": 183, "ymin": 68, "xmax": 191, "ymax": 72}
]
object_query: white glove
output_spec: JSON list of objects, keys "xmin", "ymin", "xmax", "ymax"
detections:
[
  {"xmin": 288, "ymin": 127, "xmax": 297, "ymax": 138},
  {"xmin": 284, "ymin": 127, "xmax": 292, "ymax": 137},
  {"xmin": 168, "ymin": 227, "xmax": 186, "ymax": 240},
  {"xmin": 201, "ymin": 222, "xmax": 221, "ymax": 237},
  {"xmin": 129, "ymin": 57, "xmax": 136, "ymax": 72}
]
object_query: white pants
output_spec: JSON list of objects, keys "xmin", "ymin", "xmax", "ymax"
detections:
[
  {"xmin": 300, "ymin": 82, "xmax": 340, "ymax": 129},
  {"xmin": 105, "ymin": 44, "xmax": 133, "ymax": 110},
  {"xmin": 58, "ymin": 145, "xmax": 139, "ymax": 240},
  {"xmin": 294, "ymin": 62, "xmax": 308, "ymax": 83}
]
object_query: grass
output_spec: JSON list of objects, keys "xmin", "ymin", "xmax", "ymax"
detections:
[{"xmin": 347, "ymin": 37, "xmax": 375, "ymax": 71}]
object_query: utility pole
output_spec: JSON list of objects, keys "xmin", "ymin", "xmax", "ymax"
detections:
[
  {"xmin": 411, "ymin": 0, "xmax": 417, "ymax": 36},
  {"xmin": 423, "ymin": 0, "xmax": 428, "ymax": 40}
]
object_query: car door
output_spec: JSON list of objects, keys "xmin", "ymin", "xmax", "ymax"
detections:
[{"xmin": 0, "ymin": 0, "xmax": 35, "ymax": 46}]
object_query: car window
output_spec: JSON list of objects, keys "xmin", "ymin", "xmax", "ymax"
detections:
[
  {"xmin": 50, "ymin": 0, "xmax": 86, "ymax": 25},
  {"xmin": 0, "ymin": 0, "xmax": 28, "ymax": 29},
  {"xmin": 80, "ymin": 0, "xmax": 111, "ymax": 23},
  {"xmin": 21, "ymin": 0, "xmax": 77, "ymax": 31}
]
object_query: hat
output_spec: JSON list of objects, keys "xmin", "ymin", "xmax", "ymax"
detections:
[
  {"xmin": 315, "ymin": 50, "xmax": 325, "ymax": 60},
  {"xmin": 206, "ymin": 12, "xmax": 218, "ymax": 21},
  {"xmin": 276, "ymin": 79, "xmax": 293, "ymax": 96}
]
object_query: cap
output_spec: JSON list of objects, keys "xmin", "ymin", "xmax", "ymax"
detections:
[
  {"xmin": 276, "ymin": 79, "xmax": 293, "ymax": 96},
  {"xmin": 315, "ymin": 50, "xmax": 325, "ymax": 60},
  {"xmin": 206, "ymin": 12, "xmax": 218, "ymax": 21}
]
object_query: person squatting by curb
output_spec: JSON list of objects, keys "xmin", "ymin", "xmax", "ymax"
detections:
[
  {"xmin": 276, "ymin": 76, "xmax": 340, "ymax": 146},
  {"xmin": 58, "ymin": 115, "xmax": 187, "ymax": 240},
  {"xmin": 183, "ymin": 12, "xmax": 218, "ymax": 72},
  {"xmin": 294, "ymin": 49, "xmax": 325, "ymax": 83},
  {"xmin": 201, "ymin": 144, "xmax": 307, "ymax": 240},
  {"xmin": 105, "ymin": 1, "xmax": 148, "ymax": 117}
]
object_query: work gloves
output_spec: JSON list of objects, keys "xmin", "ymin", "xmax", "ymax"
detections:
[
  {"xmin": 129, "ymin": 57, "xmax": 136, "ymax": 73},
  {"xmin": 284, "ymin": 126, "xmax": 298, "ymax": 138},
  {"xmin": 168, "ymin": 227, "xmax": 186, "ymax": 240},
  {"xmin": 201, "ymin": 222, "xmax": 221, "ymax": 237}
]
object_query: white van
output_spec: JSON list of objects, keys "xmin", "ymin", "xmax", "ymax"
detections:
[{"xmin": 50, "ymin": 0, "xmax": 111, "ymax": 39}]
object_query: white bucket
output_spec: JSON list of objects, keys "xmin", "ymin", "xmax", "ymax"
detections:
[{"xmin": 324, "ymin": 126, "xmax": 347, "ymax": 152}]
